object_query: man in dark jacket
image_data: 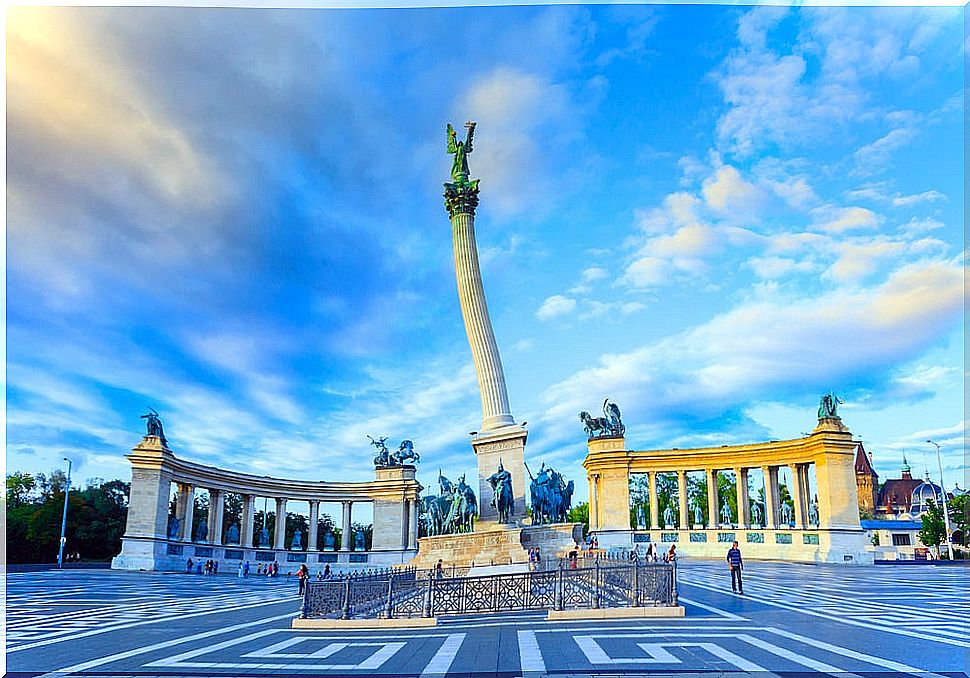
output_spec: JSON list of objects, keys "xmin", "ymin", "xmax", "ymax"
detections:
[{"xmin": 726, "ymin": 541, "xmax": 743, "ymax": 594}]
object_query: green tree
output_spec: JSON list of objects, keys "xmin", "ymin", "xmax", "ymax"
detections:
[
  {"xmin": 948, "ymin": 494, "xmax": 968, "ymax": 545},
  {"xmin": 6, "ymin": 472, "xmax": 36, "ymax": 507},
  {"xmin": 567, "ymin": 502, "xmax": 589, "ymax": 537},
  {"xmin": 918, "ymin": 500, "xmax": 947, "ymax": 557}
]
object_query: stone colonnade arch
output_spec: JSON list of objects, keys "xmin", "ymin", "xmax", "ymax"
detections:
[
  {"xmin": 112, "ymin": 435, "xmax": 421, "ymax": 571},
  {"xmin": 584, "ymin": 416, "xmax": 872, "ymax": 564}
]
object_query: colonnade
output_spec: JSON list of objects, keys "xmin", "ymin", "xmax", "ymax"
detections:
[{"xmin": 604, "ymin": 462, "xmax": 815, "ymax": 532}]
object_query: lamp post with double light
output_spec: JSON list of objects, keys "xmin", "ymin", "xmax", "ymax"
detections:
[
  {"xmin": 926, "ymin": 439, "xmax": 954, "ymax": 560},
  {"xmin": 57, "ymin": 457, "xmax": 73, "ymax": 568}
]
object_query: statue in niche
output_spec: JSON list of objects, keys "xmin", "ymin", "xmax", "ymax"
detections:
[
  {"xmin": 751, "ymin": 502, "xmax": 763, "ymax": 527},
  {"xmin": 809, "ymin": 496, "xmax": 819, "ymax": 525},
  {"xmin": 194, "ymin": 520, "xmax": 208, "ymax": 542},
  {"xmin": 323, "ymin": 529, "xmax": 335, "ymax": 550},
  {"xmin": 141, "ymin": 407, "xmax": 167, "ymax": 443},
  {"xmin": 779, "ymin": 502, "xmax": 794, "ymax": 525},
  {"xmin": 720, "ymin": 500, "xmax": 733, "ymax": 526},
  {"xmin": 354, "ymin": 530, "xmax": 366, "ymax": 551},
  {"xmin": 693, "ymin": 503, "xmax": 704, "ymax": 527},
  {"xmin": 818, "ymin": 392, "xmax": 843, "ymax": 419},
  {"xmin": 635, "ymin": 504, "xmax": 646, "ymax": 529},
  {"xmin": 291, "ymin": 529, "xmax": 303, "ymax": 550},
  {"xmin": 167, "ymin": 516, "xmax": 181, "ymax": 539},
  {"xmin": 258, "ymin": 526, "xmax": 271, "ymax": 548},
  {"xmin": 662, "ymin": 504, "xmax": 675, "ymax": 529},
  {"xmin": 225, "ymin": 523, "xmax": 240, "ymax": 545},
  {"xmin": 488, "ymin": 460, "xmax": 515, "ymax": 524}
]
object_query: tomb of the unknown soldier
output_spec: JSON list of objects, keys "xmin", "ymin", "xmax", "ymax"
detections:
[{"xmin": 6, "ymin": 7, "xmax": 966, "ymax": 676}]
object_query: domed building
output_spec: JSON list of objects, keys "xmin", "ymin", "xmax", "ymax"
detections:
[{"xmin": 909, "ymin": 474, "xmax": 947, "ymax": 517}]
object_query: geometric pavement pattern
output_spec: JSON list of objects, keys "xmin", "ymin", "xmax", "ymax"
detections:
[{"xmin": 6, "ymin": 563, "xmax": 969, "ymax": 676}]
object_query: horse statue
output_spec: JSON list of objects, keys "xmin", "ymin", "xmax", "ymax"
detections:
[
  {"xmin": 579, "ymin": 411, "xmax": 611, "ymax": 437},
  {"xmin": 369, "ymin": 435, "xmax": 392, "ymax": 467},
  {"xmin": 488, "ymin": 460, "xmax": 515, "ymax": 524},
  {"xmin": 444, "ymin": 474, "xmax": 478, "ymax": 533},
  {"xmin": 392, "ymin": 440, "xmax": 420, "ymax": 465}
]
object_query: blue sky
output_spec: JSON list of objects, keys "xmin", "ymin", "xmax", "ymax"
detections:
[{"xmin": 6, "ymin": 5, "xmax": 966, "ymax": 511}]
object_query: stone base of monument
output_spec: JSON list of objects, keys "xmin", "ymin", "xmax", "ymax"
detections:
[
  {"xmin": 292, "ymin": 617, "xmax": 437, "ymax": 629},
  {"xmin": 547, "ymin": 605, "xmax": 685, "ymax": 620},
  {"xmin": 409, "ymin": 522, "xmax": 583, "ymax": 569}
]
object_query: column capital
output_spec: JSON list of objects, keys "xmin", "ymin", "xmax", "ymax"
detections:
[{"xmin": 444, "ymin": 181, "xmax": 480, "ymax": 217}]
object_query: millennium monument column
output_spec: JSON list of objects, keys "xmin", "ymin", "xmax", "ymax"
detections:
[{"xmin": 445, "ymin": 121, "xmax": 527, "ymax": 524}]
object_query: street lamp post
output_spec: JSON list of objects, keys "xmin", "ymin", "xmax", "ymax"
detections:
[
  {"xmin": 57, "ymin": 457, "xmax": 73, "ymax": 569},
  {"xmin": 926, "ymin": 440, "xmax": 954, "ymax": 560}
]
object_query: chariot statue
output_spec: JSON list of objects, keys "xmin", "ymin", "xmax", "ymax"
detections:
[
  {"xmin": 369, "ymin": 435, "xmax": 392, "ymax": 467},
  {"xmin": 579, "ymin": 399, "xmax": 626, "ymax": 438}
]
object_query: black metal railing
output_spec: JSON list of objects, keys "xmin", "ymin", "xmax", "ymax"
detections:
[{"xmin": 301, "ymin": 559, "xmax": 677, "ymax": 619}]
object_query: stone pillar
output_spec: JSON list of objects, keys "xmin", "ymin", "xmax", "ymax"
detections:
[
  {"xmin": 648, "ymin": 471, "xmax": 658, "ymax": 530},
  {"xmin": 789, "ymin": 464, "xmax": 805, "ymax": 529},
  {"xmin": 677, "ymin": 470, "xmax": 689, "ymax": 530},
  {"xmin": 735, "ymin": 468, "xmax": 749, "ymax": 529},
  {"xmin": 706, "ymin": 469, "xmax": 719, "ymax": 529},
  {"xmin": 124, "ymin": 467, "xmax": 174, "ymax": 540},
  {"xmin": 473, "ymin": 428, "xmax": 528, "ymax": 524},
  {"xmin": 340, "ymin": 501, "xmax": 352, "ymax": 552},
  {"xmin": 448, "ymin": 189, "xmax": 515, "ymax": 432},
  {"xmin": 274, "ymin": 497, "xmax": 287, "ymax": 549},
  {"xmin": 590, "ymin": 475, "xmax": 600, "ymax": 531},
  {"xmin": 241, "ymin": 494, "xmax": 255, "ymax": 548},
  {"xmin": 408, "ymin": 498, "xmax": 419, "ymax": 549},
  {"xmin": 210, "ymin": 489, "xmax": 225, "ymax": 545},
  {"xmin": 763, "ymin": 466, "xmax": 779, "ymax": 529},
  {"xmin": 308, "ymin": 500, "xmax": 320, "ymax": 551},
  {"xmin": 181, "ymin": 484, "xmax": 196, "ymax": 541}
]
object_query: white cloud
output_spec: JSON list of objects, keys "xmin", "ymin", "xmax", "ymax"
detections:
[
  {"xmin": 852, "ymin": 127, "xmax": 918, "ymax": 176},
  {"xmin": 812, "ymin": 206, "xmax": 879, "ymax": 233},
  {"xmin": 893, "ymin": 190, "xmax": 946, "ymax": 207},
  {"xmin": 622, "ymin": 256, "xmax": 668, "ymax": 289},
  {"xmin": 746, "ymin": 256, "xmax": 815, "ymax": 280},
  {"xmin": 536, "ymin": 294, "xmax": 577, "ymax": 320},
  {"xmin": 581, "ymin": 267, "xmax": 608, "ymax": 282},
  {"xmin": 701, "ymin": 165, "xmax": 765, "ymax": 218}
]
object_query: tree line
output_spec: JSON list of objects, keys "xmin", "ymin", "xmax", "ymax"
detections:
[{"xmin": 6, "ymin": 471, "xmax": 129, "ymax": 563}]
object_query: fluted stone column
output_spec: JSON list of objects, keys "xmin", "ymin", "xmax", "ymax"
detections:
[
  {"xmin": 677, "ymin": 471, "xmax": 689, "ymax": 530},
  {"xmin": 448, "ymin": 199, "xmax": 514, "ymax": 431},
  {"xmin": 763, "ymin": 466, "xmax": 779, "ymax": 529},
  {"xmin": 308, "ymin": 501, "xmax": 319, "ymax": 551},
  {"xmin": 706, "ymin": 469, "xmax": 719, "ymax": 530},
  {"xmin": 790, "ymin": 464, "xmax": 805, "ymax": 529},
  {"xmin": 590, "ymin": 475, "xmax": 600, "ymax": 530},
  {"xmin": 340, "ymin": 501, "xmax": 352, "ymax": 552},
  {"xmin": 648, "ymin": 471, "xmax": 659, "ymax": 530},
  {"xmin": 210, "ymin": 489, "xmax": 225, "ymax": 545},
  {"xmin": 274, "ymin": 498, "xmax": 287, "ymax": 549},
  {"xmin": 735, "ymin": 468, "xmax": 749, "ymax": 529},
  {"xmin": 241, "ymin": 494, "xmax": 255, "ymax": 548},
  {"xmin": 181, "ymin": 484, "xmax": 196, "ymax": 541}
]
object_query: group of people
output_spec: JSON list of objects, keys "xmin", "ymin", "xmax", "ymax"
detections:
[
  {"xmin": 527, "ymin": 547, "xmax": 543, "ymax": 570},
  {"xmin": 185, "ymin": 558, "xmax": 220, "ymax": 575},
  {"xmin": 629, "ymin": 543, "xmax": 677, "ymax": 563}
]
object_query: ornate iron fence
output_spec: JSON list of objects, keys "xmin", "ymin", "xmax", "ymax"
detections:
[{"xmin": 301, "ymin": 559, "xmax": 676, "ymax": 619}]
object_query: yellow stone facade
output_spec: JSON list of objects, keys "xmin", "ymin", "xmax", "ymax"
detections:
[{"xmin": 583, "ymin": 417, "xmax": 873, "ymax": 564}]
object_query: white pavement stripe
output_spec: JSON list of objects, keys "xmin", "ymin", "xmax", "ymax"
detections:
[
  {"xmin": 682, "ymin": 578, "xmax": 970, "ymax": 648},
  {"xmin": 517, "ymin": 630, "xmax": 545, "ymax": 673},
  {"xmin": 357, "ymin": 642, "xmax": 406, "ymax": 669},
  {"xmin": 420, "ymin": 633, "xmax": 466, "ymax": 676},
  {"xmin": 145, "ymin": 628, "xmax": 281, "ymax": 667},
  {"xmin": 678, "ymin": 595, "xmax": 747, "ymax": 619},
  {"xmin": 9, "ymin": 598, "xmax": 297, "ymax": 652},
  {"xmin": 737, "ymin": 634, "xmax": 855, "ymax": 675},
  {"xmin": 48, "ymin": 612, "xmax": 295, "ymax": 675},
  {"xmin": 766, "ymin": 627, "xmax": 948, "ymax": 677}
]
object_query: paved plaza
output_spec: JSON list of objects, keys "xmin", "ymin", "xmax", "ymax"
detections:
[{"xmin": 5, "ymin": 561, "xmax": 968, "ymax": 677}]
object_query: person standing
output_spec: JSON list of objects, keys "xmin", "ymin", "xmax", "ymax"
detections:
[
  {"xmin": 435, "ymin": 559, "xmax": 444, "ymax": 579},
  {"xmin": 727, "ymin": 541, "xmax": 743, "ymax": 594},
  {"xmin": 297, "ymin": 564, "xmax": 309, "ymax": 596},
  {"xmin": 243, "ymin": 560, "xmax": 250, "ymax": 578}
]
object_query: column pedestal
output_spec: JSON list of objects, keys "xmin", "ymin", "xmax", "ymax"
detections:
[{"xmin": 472, "ymin": 426, "xmax": 527, "ymax": 524}]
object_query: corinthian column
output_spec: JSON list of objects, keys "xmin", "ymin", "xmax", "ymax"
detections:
[{"xmin": 445, "ymin": 122, "xmax": 515, "ymax": 433}]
